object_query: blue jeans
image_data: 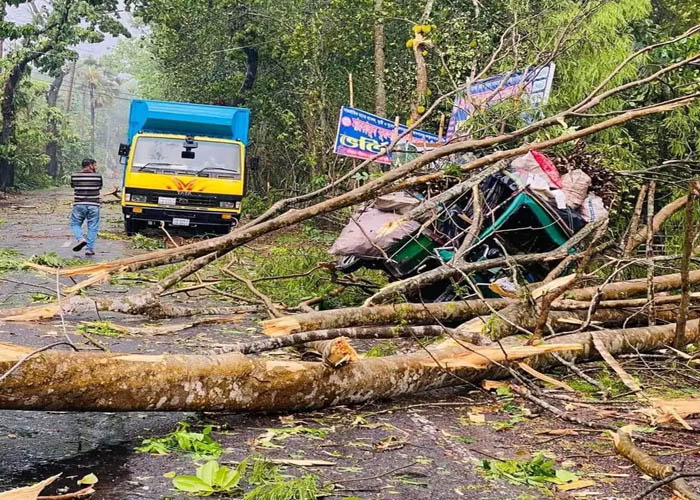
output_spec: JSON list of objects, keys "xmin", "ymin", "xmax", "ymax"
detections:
[{"xmin": 70, "ymin": 204, "xmax": 100, "ymax": 251}]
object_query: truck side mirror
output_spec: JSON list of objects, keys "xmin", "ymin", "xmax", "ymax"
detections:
[{"xmin": 118, "ymin": 143, "xmax": 130, "ymax": 157}]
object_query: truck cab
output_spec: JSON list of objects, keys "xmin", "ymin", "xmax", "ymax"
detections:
[{"xmin": 119, "ymin": 99, "xmax": 250, "ymax": 235}]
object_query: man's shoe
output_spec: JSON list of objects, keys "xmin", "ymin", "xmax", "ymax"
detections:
[
  {"xmin": 73, "ymin": 240, "xmax": 87, "ymax": 252},
  {"xmin": 85, "ymin": 249, "xmax": 95, "ymax": 256}
]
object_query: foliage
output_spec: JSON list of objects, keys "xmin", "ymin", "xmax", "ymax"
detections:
[
  {"xmin": 136, "ymin": 423, "xmax": 223, "ymax": 459},
  {"xmin": 254, "ymin": 426, "xmax": 330, "ymax": 449},
  {"xmin": 29, "ymin": 252, "xmax": 88, "ymax": 268},
  {"xmin": 0, "ymin": 0, "xmax": 127, "ymax": 189},
  {"xmin": 243, "ymin": 474, "xmax": 322, "ymax": 500},
  {"xmin": 172, "ymin": 459, "xmax": 248, "ymax": 496},
  {"xmin": 216, "ymin": 236, "xmax": 385, "ymax": 309},
  {"xmin": 0, "ymin": 249, "xmax": 24, "ymax": 274},
  {"xmin": 30, "ymin": 293, "xmax": 55, "ymax": 304},
  {"xmin": 131, "ymin": 234, "xmax": 166, "ymax": 250},
  {"xmin": 365, "ymin": 341, "xmax": 398, "ymax": 357},
  {"xmin": 98, "ymin": 231, "xmax": 129, "ymax": 241},
  {"xmin": 77, "ymin": 321, "xmax": 125, "ymax": 338},
  {"xmin": 171, "ymin": 455, "xmax": 326, "ymax": 499},
  {"xmin": 480, "ymin": 454, "xmax": 579, "ymax": 489},
  {"xmin": 568, "ymin": 366, "xmax": 632, "ymax": 397}
]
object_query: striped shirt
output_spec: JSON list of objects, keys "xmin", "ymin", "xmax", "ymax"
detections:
[{"xmin": 71, "ymin": 172, "xmax": 103, "ymax": 206}]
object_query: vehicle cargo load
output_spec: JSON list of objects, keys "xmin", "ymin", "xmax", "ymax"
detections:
[{"xmin": 127, "ymin": 99, "xmax": 250, "ymax": 145}]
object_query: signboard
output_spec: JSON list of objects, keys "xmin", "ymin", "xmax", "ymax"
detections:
[
  {"xmin": 333, "ymin": 106, "xmax": 440, "ymax": 165},
  {"xmin": 446, "ymin": 63, "xmax": 555, "ymax": 140}
]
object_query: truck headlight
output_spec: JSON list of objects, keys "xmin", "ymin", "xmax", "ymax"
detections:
[
  {"xmin": 220, "ymin": 201, "xmax": 236, "ymax": 209},
  {"xmin": 131, "ymin": 194, "xmax": 148, "ymax": 203}
]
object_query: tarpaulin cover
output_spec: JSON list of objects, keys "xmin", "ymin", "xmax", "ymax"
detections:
[
  {"xmin": 330, "ymin": 208, "xmax": 421, "ymax": 258},
  {"xmin": 373, "ymin": 192, "xmax": 421, "ymax": 214},
  {"xmin": 561, "ymin": 169, "xmax": 592, "ymax": 208},
  {"xmin": 579, "ymin": 194, "xmax": 608, "ymax": 222},
  {"xmin": 511, "ymin": 151, "xmax": 562, "ymax": 189}
]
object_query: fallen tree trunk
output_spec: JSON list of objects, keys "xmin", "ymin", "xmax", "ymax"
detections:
[
  {"xmin": 566, "ymin": 270, "xmax": 700, "ymax": 301},
  {"xmin": 613, "ymin": 430, "xmax": 700, "ymax": 500},
  {"xmin": 262, "ymin": 298, "xmax": 516, "ymax": 336},
  {"xmin": 625, "ymin": 195, "xmax": 689, "ymax": 253},
  {"xmin": 552, "ymin": 293, "xmax": 700, "ymax": 310},
  {"xmin": 0, "ymin": 319, "xmax": 697, "ymax": 412},
  {"xmin": 222, "ymin": 325, "xmax": 482, "ymax": 354},
  {"xmin": 463, "ymin": 303, "xmax": 696, "ymax": 340}
]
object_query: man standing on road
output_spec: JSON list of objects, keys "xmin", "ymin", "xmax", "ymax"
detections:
[{"xmin": 69, "ymin": 158, "xmax": 102, "ymax": 256}]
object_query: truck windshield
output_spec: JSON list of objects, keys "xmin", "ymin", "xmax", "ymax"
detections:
[{"xmin": 131, "ymin": 137, "xmax": 241, "ymax": 179}]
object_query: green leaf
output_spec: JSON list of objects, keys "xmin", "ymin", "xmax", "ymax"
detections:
[
  {"xmin": 196, "ymin": 460, "xmax": 219, "ymax": 485},
  {"xmin": 555, "ymin": 469, "xmax": 578, "ymax": 483},
  {"xmin": 214, "ymin": 465, "xmax": 236, "ymax": 489},
  {"xmin": 163, "ymin": 471, "xmax": 176, "ymax": 478},
  {"xmin": 172, "ymin": 475, "xmax": 214, "ymax": 493},
  {"xmin": 77, "ymin": 473, "xmax": 98, "ymax": 485}
]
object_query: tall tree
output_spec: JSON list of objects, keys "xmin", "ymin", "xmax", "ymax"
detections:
[
  {"xmin": 45, "ymin": 70, "xmax": 66, "ymax": 179},
  {"xmin": 374, "ymin": 0, "xmax": 387, "ymax": 116},
  {"xmin": 0, "ymin": 0, "xmax": 127, "ymax": 189},
  {"xmin": 78, "ymin": 58, "xmax": 119, "ymax": 155}
]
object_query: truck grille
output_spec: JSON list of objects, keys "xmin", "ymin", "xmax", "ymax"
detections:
[
  {"xmin": 126, "ymin": 188, "xmax": 240, "ymax": 209},
  {"xmin": 145, "ymin": 193, "xmax": 220, "ymax": 208}
]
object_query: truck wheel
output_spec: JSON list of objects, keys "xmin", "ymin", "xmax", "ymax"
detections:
[
  {"xmin": 124, "ymin": 219, "xmax": 141, "ymax": 236},
  {"xmin": 213, "ymin": 224, "xmax": 232, "ymax": 235},
  {"xmin": 336, "ymin": 255, "xmax": 363, "ymax": 273}
]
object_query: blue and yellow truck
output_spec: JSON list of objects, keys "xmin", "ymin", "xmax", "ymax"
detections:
[{"xmin": 119, "ymin": 99, "xmax": 251, "ymax": 235}]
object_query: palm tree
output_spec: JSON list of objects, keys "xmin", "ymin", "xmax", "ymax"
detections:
[{"xmin": 78, "ymin": 59, "xmax": 120, "ymax": 155}]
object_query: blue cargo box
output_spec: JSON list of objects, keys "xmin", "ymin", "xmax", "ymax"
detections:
[{"xmin": 127, "ymin": 99, "xmax": 250, "ymax": 145}]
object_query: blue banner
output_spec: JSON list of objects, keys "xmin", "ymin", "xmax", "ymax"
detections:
[
  {"xmin": 447, "ymin": 63, "xmax": 555, "ymax": 140},
  {"xmin": 333, "ymin": 106, "xmax": 439, "ymax": 165}
]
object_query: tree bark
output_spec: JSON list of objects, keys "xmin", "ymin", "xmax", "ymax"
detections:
[
  {"xmin": 626, "ymin": 194, "xmax": 688, "ymax": 252},
  {"xmin": 223, "ymin": 325, "xmax": 485, "ymax": 354},
  {"xmin": 89, "ymin": 83, "xmax": 96, "ymax": 155},
  {"xmin": 0, "ymin": 319, "xmax": 697, "ymax": 412},
  {"xmin": 0, "ymin": 59, "xmax": 31, "ymax": 189},
  {"xmin": 674, "ymin": 181, "xmax": 698, "ymax": 348},
  {"xmin": 373, "ymin": 0, "xmax": 387, "ymax": 117},
  {"xmin": 566, "ymin": 269, "xmax": 700, "ymax": 302},
  {"xmin": 462, "ymin": 303, "xmax": 695, "ymax": 340},
  {"xmin": 645, "ymin": 181, "xmax": 657, "ymax": 325},
  {"xmin": 262, "ymin": 298, "xmax": 516, "ymax": 336},
  {"xmin": 623, "ymin": 184, "xmax": 648, "ymax": 256},
  {"xmin": 231, "ymin": 47, "xmax": 258, "ymax": 107},
  {"xmin": 613, "ymin": 431, "xmax": 700, "ymax": 500},
  {"xmin": 45, "ymin": 71, "xmax": 66, "ymax": 180}
]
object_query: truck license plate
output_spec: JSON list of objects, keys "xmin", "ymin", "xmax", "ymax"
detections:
[
  {"xmin": 172, "ymin": 218, "xmax": 190, "ymax": 227},
  {"xmin": 158, "ymin": 196, "xmax": 177, "ymax": 205}
]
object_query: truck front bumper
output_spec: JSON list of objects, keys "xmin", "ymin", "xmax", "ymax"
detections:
[{"xmin": 123, "ymin": 205, "xmax": 239, "ymax": 229}]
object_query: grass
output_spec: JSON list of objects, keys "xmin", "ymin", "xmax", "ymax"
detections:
[
  {"xmin": 137, "ymin": 422, "xmax": 223, "ymax": 459},
  {"xmin": 131, "ymin": 233, "xmax": 166, "ymax": 250},
  {"xmin": 98, "ymin": 231, "xmax": 128, "ymax": 240},
  {"xmin": 30, "ymin": 252, "xmax": 90, "ymax": 268},
  {"xmin": 0, "ymin": 249, "xmax": 24, "ymax": 274},
  {"xmin": 480, "ymin": 454, "xmax": 579, "ymax": 490},
  {"xmin": 215, "ymin": 231, "xmax": 386, "ymax": 309},
  {"xmin": 170, "ymin": 452, "xmax": 327, "ymax": 500},
  {"xmin": 567, "ymin": 366, "xmax": 630, "ymax": 397},
  {"xmin": 365, "ymin": 341, "xmax": 398, "ymax": 357},
  {"xmin": 0, "ymin": 250, "xmax": 89, "ymax": 273},
  {"xmin": 77, "ymin": 321, "xmax": 126, "ymax": 338}
]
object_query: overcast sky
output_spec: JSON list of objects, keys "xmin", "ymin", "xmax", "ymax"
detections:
[{"xmin": 4, "ymin": 2, "xmax": 137, "ymax": 60}]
